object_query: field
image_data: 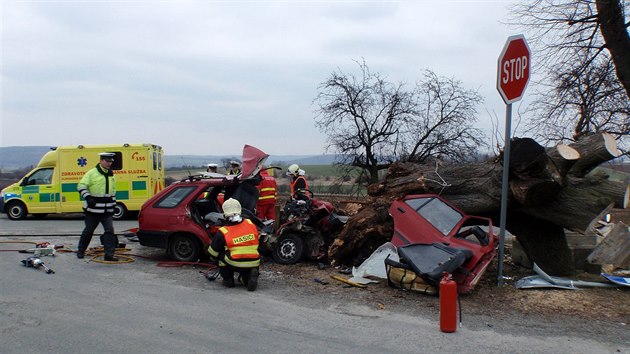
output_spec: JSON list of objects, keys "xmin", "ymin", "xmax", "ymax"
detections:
[{"xmin": 166, "ymin": 164, "xmax": 365, "ymax": 196}]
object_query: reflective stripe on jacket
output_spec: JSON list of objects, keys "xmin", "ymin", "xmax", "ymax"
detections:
[
  {"xmin": 290, "ymin": 175, "xmax": 308, "ymax": 196},
  {"xmin": 212, "ymin": 219, "xmax": 260, "ymax": 268},
  {"xmin": 77, "ymin": 165, "xmax": 117, "ymax": 214},
  {"xmin": 257, "ymin": 176, "xmax": 277, "ymax": 205}
]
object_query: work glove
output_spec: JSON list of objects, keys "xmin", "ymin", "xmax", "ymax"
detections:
[{"xmin": 85, "ymin": 196, "xmax": 96, "ymax": 208}]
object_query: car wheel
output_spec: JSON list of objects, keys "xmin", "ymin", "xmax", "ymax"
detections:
[
  {"xmin": 272, "ymin": 233, "xmax": 305, "ymax": 265},
  {"xmin": 6, "ymin": 201, "xmax": 28, "ymax": 220},
  {"xmin": 113, "ymin": 204, "xmax": 128, "ymax": 220},
  {"xmin": 168, "ymin": 234, "xmax": 201, "ymax": 262}
]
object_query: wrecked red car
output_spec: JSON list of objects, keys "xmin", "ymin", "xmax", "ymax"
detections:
[
  {"xmin": 136, "ymin": 145, "xmax": 269, "ymax": 261},
  {"xmin": 389, "ymin": 194, "xmax": 497, "ymax": 293}
]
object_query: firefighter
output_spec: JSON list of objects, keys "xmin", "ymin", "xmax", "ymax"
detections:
[
  {"xmin": 287, "ymin": 163, "xmax": 309, "ymax": 199},
  {"xmin": 256, "ymin": 168, "xmax": 277, "ymax": 220},
  {"xmin": 208, "ymin": 198, "xmax": 260, "ymax": 291},
  {"xmin": 76, "ymin": 152, "xmax": 118, "ymax": 261}
]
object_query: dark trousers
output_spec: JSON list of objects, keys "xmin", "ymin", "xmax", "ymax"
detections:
[
  {"xmin": 78, "ymin": 213, "xmax": 116, "ymax": 257},
  {"xmin": 219, "ymin": 265, "xmax": 257, "ymax": 285}
]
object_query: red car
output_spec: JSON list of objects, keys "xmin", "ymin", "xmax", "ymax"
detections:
[
  {"xmin": 136, "ymin": 145, "xmax": 269, "ymax": 261},
  {"xmin": 389, "ymin": 194, "xmax": 497, "ymax": 293}
]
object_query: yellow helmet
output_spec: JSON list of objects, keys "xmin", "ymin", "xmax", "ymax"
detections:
[
  {"xmin": 288, "ymin": 164, "xmax": 300, "ymax": 175},
  {"xmin": 222, "ymin": 198, "xmax": 242, "ymax": 217}
]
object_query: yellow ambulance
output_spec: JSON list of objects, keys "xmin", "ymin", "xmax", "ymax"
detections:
[{"xmin": 0, "ymin": 143, "xmax": 164, "ymax": 220}]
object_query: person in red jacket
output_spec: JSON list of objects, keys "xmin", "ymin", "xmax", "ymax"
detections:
[{"xmin": 256, "ymin": 168, "xmax": 277, "ymax": 220}]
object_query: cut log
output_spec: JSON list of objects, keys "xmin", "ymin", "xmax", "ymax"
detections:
[
  {"xmin": 546, "ymin": 144, "xmax": 580, "ymax": 179},
  {"xmin": 568, "ymin": 132, "xmax": 621, "ymax": 177}
]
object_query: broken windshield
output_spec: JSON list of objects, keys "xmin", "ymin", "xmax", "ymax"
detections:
[{"xmin": 405, "ymin": 197, "xmax": 463, "ymax": 235}]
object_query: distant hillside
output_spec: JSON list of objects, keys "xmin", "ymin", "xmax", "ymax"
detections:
[
  {"xmin": 0, "ymin": 146, "xmax": 342, "ymax": 170},
  {"xmin": 0, "ymin": 146, "xmax": 53, "ymax": 170}
]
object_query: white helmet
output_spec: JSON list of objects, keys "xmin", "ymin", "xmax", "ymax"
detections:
[
  {"xmin": 222, "ymin": 198, "xmax": 242, "ymax": 218},
  {"xmin": 288, "ymin": 164, "xmax": 300, "ymax": 175}
]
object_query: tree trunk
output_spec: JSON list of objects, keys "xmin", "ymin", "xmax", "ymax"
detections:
[
  {"xmin": 596, "ymin": 0, "xmax": 630, "ymax": 100},
  {"xmin": 328, "ymin": 133, "xmax": 627, "ymax": 275}
]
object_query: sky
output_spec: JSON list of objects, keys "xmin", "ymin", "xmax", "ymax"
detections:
[{"xmin": 1, "ymin": 0, "xmax": 519, "ymax": 156}]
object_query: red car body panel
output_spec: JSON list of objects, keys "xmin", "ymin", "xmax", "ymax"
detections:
[{"xmin": 389, "ymin": 194, "xmax": 497, "ymax": 293}]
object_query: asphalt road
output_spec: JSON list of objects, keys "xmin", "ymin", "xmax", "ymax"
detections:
[{"xmin": 1, "ymin": 214, "xmax": 628, "ymax": 354}]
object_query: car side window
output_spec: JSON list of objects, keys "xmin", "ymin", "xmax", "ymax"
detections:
[{"xmin": 155, "ymin": 186, "xmax": 197, "ymax": 208}]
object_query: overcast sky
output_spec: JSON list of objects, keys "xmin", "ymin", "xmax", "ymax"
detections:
[{"xmin": 1, "ymin": 1, "xmax": 519, "ymax": 156}]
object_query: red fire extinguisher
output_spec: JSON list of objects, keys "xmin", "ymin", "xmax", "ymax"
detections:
[{"xmin": 440, "ymin": 272, "xmax": 458, "ymax": 333}]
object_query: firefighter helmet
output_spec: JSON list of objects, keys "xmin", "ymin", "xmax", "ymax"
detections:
[
  {"xmin": 288, "ymin": 164, "xmax": 299, "ymax": 175},
  {"xmin": 222, "ymin": 198, "xmax": 242, "ymax": 218}
]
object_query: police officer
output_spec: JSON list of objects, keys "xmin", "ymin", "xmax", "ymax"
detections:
[
  {"xmin": 76, "ymin": 152, "xmax": 118, "ymax": 261},
  {"xmin": 206, "ymin": 163, "xmax": 218, "ymax": 173},
  {"xmin": 228, "ymin": 160, "xmax": 241, "ymax": 175},
  {"xmin": 208, "ymin": 198, "xmax": 260, "ymax": 291}
]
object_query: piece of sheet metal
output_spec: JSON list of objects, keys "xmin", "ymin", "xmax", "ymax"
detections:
[
  {"xmin": 515, "ymin": 275, "xmax": 577, "ymax": 289},
  {"xmin": 515, "ymin": 263, "xmax": 619, "ymax": 289},
  {"xmin": 601, "ymin": 273, "xmax": 630, "ymax": 287}
]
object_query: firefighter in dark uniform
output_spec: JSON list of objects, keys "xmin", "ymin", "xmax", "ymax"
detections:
[
  {"xmin": 76, "ymin": 152, "xmax": 119, "ymax": 261},
  {"xmin": 208, "ymin": 198, "xmax": 260, "ymax": 291}
]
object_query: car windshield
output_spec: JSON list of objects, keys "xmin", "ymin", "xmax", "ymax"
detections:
[
  {"xmin": 405, "ymin": 197, "xmax": 463, "ymax": 235},
  {"xmin": 155, "ymin": 186, "xmax": 197, "ymax": 208}
]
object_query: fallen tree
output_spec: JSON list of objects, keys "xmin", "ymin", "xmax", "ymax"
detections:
[{"xmin": 329, "ymin": 132, "xmax": 628, "ymax": 275}]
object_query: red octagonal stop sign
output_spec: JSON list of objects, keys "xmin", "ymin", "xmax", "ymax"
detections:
[{"xmin": 497, "ymin": 35, "xmax": 531, "ymax": 104}]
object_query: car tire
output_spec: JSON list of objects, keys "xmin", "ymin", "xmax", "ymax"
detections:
[
  {"xmin": 168, "ymin": 234, "xmax": 201, "ymax": 262},
  {"xmin": 6, "ymin": 201, "xmax": 28, "ymax": 220},
  {"xmin": 113, "ymin": 203, "xmax": 128, "ymax": 220},
  {"xmin": 272, "ymin": 233, "xmax": 305, "ymax": 265}
]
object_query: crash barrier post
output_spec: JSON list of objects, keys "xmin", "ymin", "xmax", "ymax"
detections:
[{"xmin": 439, "ymin": 272, "xmax": 457, "ymax": 333}]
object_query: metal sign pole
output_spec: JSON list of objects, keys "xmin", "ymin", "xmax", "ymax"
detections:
[{"xmin": 497, "ymin": 103, "xmax": 512, "ymax": 287}]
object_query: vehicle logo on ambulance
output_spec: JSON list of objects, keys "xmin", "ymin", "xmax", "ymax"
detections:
[{"xmin": 77, "ymin": 157, "xmax": 88, "ymax": 167}]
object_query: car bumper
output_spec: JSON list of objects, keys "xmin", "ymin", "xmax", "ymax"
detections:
[{"xmin": 137, "ymin": 230, "xmax": 170, "ymax": 249}]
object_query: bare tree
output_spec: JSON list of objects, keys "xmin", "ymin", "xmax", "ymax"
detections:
[
  {"xmin": 314, "ymin": 60, "xmax": 415, "ymax": 184},
  {"xmin": 398, "ymin": 70, "xmax": 486, "ymax": 163},
  {"xmin": 509, "ymin": 0, "xmax": 630, "ymax": 153},
  {"xmin": 525, "ymin": 50, "xmax": 630, "ymax": 151},
  {"xmin": 314, "ymin": 62, "xmax": 487, "ymax": 185}
]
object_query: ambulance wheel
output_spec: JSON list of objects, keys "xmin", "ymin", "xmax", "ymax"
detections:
[
  {"xmin": 6, "ymin": 201, "xmax": 28, "ymax": 220},
  {"xmin": 168, "ymin": 234, "xmax": 201, "ymax": 262},
  {"xmin": 113, "ymin": 204, "xmax": 128, "ymax": 220},
  {"xmin": 272, "ymin": 233, "xmax": 305, "ymax": 265}
]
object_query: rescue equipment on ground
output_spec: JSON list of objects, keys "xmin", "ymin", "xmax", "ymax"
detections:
[{"xmin": 21, "ymin": 256, "xmax": 55, "ymax": 274}]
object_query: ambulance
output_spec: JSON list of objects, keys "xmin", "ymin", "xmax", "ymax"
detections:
[{"xmin": 0, "ymin": 143, "xmax": 164, "ymax": 220}]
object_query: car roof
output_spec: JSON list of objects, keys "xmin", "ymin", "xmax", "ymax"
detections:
[{"xmin": 172, "ymin": 175, "xmax": 237, "ymax": 187}]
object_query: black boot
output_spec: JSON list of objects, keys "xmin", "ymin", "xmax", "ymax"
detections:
[
  {"xmin": 247, "ymin": 268, "xmax": 259, "ymax": 292},
  {"xmin": 104, "ymin": 255, "xmax": 119, "ymax": 262}
]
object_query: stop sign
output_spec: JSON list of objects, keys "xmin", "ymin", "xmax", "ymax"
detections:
[{"xmin": 497, "ymin": 35, "xmax": 531, "ymax": 104}]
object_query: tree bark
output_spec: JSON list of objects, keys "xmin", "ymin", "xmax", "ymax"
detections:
[
  {"xmin": 596, "ymin": 0, "xmax": 630, "ymax": 100},
  {"xmin": 568, "ymin": 132, "xmax": 621, "ymax": 177}
]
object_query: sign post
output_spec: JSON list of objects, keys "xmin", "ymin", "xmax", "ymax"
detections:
[{"xmin": 496, "ymin": 35, "xmax": 531, "ymax": 286}]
